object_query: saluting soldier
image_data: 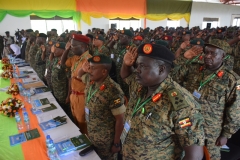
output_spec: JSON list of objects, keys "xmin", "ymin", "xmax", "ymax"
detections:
[
  {"xmin": 174, "ymin": 39, "xmax": 240, "ymax": 160},
  {"xmin": 78, "ymin": 54, "xmax": 125, "ymax": 160},
  {"xmin": 120, "ymin": 44, "xmax": 205, "ymax": 160}
]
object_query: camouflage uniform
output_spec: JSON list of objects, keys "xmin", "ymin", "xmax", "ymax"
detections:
[
  {"xmin": 35, "ymin": 46, "xmax": 46, "ymax": 81},
  {"xmin": 122, "ymin": 73, "xmax": 205, "ymax": 160},
  {"xmin": 25, "ymin": 39, "xmax": 31, "ymax": 62},
  {"xmin": 112, "ymin": 43, "xmax": 136, "ymax": 98},
  {"xmin": 45, "ymin": 52, "xmax": 54, "ymax": 91},
  {"xmin": 51, "ymin": 57, "xmax": 68, "ymax": 107},
  {"xmin": 83, "ymin": 75, "xmax": 126, "ymax": 160},
  {"xmin": 49, "ymin": 36, "xmax": 58, "ymax": 42},
  {"xmin": 29, "ymin": 43, "xmax": 39, "ymax": 70},
  {"xmin": 232, "ymin": 41, "xmax": 240, "ymax": 75},
  {"xmin": 93, "ymin": 45, "xmax": 110, "ymax": 56},
  {"xmin": 174, "ymin": 62, "xmax": 240, "ymax": 160}
]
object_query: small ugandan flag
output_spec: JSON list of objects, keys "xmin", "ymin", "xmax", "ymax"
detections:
[
  {"xmin": 179, "ymin": 118, "xmax": 192, "ymax": 128},
  {"xmin": 114, "ymin": 98, "xmax": 121, "ymax": 104}
]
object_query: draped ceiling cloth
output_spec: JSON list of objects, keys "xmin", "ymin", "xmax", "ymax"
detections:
[{"xmin": 0, "ymin": 0, "xmax": 193, "ymax": 28}]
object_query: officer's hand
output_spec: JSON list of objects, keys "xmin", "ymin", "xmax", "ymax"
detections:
[
  {"xmin": 51, "ymin": 45, "xmax": 55, "ymax": 53},
  {"xmin": 41, "ymin": 45, "xmax": 46, "ymax": 52},
  {"xmin": 123, "ymin": 46, "xmax": 138, "ymax": 67},
  {"xmin": 215, "ymin": 136, "xmax": 227, "ymax": 146},
  {"xmin": 111, "ymin": 145, "xmax": 120, "ymax": 153},
  {"xmin": 82, "ymin": 61, "xmax": 90, "ymax": 73},
  {"xmin": 180, "ymin": 41, "xmax": 189, "ymax": 50},
  {"xmin": 113, "ymin": 34, "xmax": 118, "ymax": 41},
  {"xmin": 65, "ymin": 41, "xmax": 71, "ymax": 50}
]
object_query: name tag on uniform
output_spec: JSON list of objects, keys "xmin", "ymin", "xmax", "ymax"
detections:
[
  {"xmin": 111, "ymin": 54, "xmax": 114, "ymax": 59},
  {"xmin": 117, "ymin": 57, "xmax": 120, "ymax": 63},
  {"xmin": 85, "ymin": 107, "xmax": 90, "ymax": 122},
  {"xmin": 193, "ymin": 90, "xmax": 201, "ymax": 99},
  {"xmin": 44, "ymin": 69, "xmax": 48, "ymax": 77},
  {"xmin": 120, "ymin": 120, "xmax": 131, "ymax": 144}
]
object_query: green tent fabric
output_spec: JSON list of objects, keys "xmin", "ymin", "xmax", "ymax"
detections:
[
  {"xmin": 147, "ymin": 0, "xmax": 192, "ymax": 14},
  {"xmin": 0, "ymin": 10, "xmax": 81, "ymax": 23}
]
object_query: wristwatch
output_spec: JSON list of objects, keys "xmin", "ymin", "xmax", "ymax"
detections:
[{"xmin": 113, "ymin": 143, "xmax": 120, "ymax": 148}]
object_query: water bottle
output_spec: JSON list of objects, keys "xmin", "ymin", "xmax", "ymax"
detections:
[
  {"xmin": 27, "ymin": 90, "xmax": 31, "ymax": 104},
  {"xmin": 15, "ymin": 112, "xmax": 23, "ymax": 130},
  {"xmin": 46, "ymin": 135, "xmax": 52, "ymax": 148},
  {"xmin": 23, "ymin": 90, "xmax": 28, "ymax": 102},
  {"xmin": 18, "ymin": 82, "xmax": 24, "ymax": 96},
  {"xmin": 23, "ymin": 109, "xmax": 30, "ymax": 130},
  {"xmin": 48, "ymin": 140, "xmax": 60, "ymax": 160}
]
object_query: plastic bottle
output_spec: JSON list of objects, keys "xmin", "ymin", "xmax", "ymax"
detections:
[
  {"xmin": 23, "ymin": 108, "xmax": 30, "ymax": 130},
  {"xmin": 48, "ymin": 140, "xmax": 60, "ymax": 160},
  {"xmin": 15, "ymin": 112, "xmax": 23, "ymax": 130}
]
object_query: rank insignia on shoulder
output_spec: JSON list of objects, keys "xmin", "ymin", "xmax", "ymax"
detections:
[
  {"xmin": 114, "ymin": 98, "xmax": 121, "ymax": 104},
  {"xmin": 171, "ymin": 91, "xmax": 177, "ymax": 97},
  {"xmin": 236, "ymin": 85, "xmax": 240, "ymax": 91},
  {"xmin": 179, "ymin": 118, "xmax": 192, "ymax": 128}
]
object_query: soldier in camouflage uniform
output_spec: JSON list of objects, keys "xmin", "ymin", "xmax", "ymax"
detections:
[
  {"xmin": 29, "ymin": 39, "xmax": 39, "ymax": 70},
  {"xmin": 25, "ymin": 31, "xmax": 35, "ymax": 63},
  {"xmin": 174, "ymin": 39, "xmax": 240, "ymax": 160},
  {"xmin": 35, "ymin": 33, "xmax": 47, "ymax": 81},
  {"xmin": 228, "ymin": 33, "xmax": 240, "ymax": 75},
  {"xmin": 86, "ymin": 34, "xmax": 94, "ymax": 55},
  {"xmin": 120, "ymin": 44, "xmax": 205, "ymax": 160},
  {"xmin": 51, "ymin": 42, "xmax": 69, "ymax": 112},
  {"xmin": 78, "ymin": 55, "xmax": 125, "ymax": 160},
  {"xmin": 49, "ymin": 29, "xmax": 58, "ymax": 41},
  {"xmin": 132, "ymin": 35, "xmax": 143, "ymax": 47},
  {"xmin": 44, "ymin": 41, "xmax": 56, "ymax": 91},
  {"xmin": 111, "ymin": 29, "xmax": 136, "ymax": 98},
  {"xmin": 93, "ymin": 35, "xmax": 109, "ymax": 56}
]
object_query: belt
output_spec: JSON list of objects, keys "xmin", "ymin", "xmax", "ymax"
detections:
[{"xmin": 71, "ymin": 90, "xmax": 84, "ymax": 96}]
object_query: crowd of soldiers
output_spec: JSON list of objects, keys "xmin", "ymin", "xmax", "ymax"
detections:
[{"xmin": 1, "ymin": 25, "xmax": 240, "ymax": 160}]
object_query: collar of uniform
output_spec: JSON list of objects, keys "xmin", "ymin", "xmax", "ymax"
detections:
[
  {"xmin": 203, "ymin": 63, "xmax": 224, "ymax": 79},
  {"xmin": 75, "ymin": 50, "xmax": 89, "ymax": 60},
  {"xmin": 93, "ymin": 75, "xmax": 111, "ymax": 88},
  {"xmin": 151, "ymin": 75, "xmax": 173, "ymax": 98}
]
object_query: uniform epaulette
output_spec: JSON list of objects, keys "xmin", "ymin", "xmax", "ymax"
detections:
[
  {"xmin": 224, "ymin": 68, "xmax": 240, "ymax": 80},
  {"xmin": 167, "ymin": 88, "xmax": 189, "ymax": 111}
]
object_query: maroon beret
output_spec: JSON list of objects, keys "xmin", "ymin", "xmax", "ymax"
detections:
[
  {"xmin": 162, "ymin": 35, "xmax": 172, "ymax": 41},
  {"xmin": 72, "ymin": 34, "xmax": 90, "ymax": 44}
]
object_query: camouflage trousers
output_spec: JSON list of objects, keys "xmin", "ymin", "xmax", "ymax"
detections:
[
  {"xmin": 35, "ymin": 64, "xmax": 46, "ymax": 81},
  {"xmin": 206, "ymin": 139, "xmax": 221, "ymax": 160},
  {"xmin": 89, "ymin": 135, "xmax": 117, "ymax": 160}
]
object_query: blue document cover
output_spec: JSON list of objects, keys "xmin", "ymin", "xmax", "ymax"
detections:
[
  {"xmin": 39, "ymin": 119, "xmax": 67, "ymax": 131},
  {"xmin": 9, "ymin": 133, "xmax": 27, "ymax": 146}
]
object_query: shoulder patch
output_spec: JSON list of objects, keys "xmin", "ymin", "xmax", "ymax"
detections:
[{"xmin": 167, "ymin": 89, "xmax": 189, "ymax": 111}]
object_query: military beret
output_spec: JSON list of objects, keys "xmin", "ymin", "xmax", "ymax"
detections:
[
  {"xmin": 70, "ymin": 30, "xmax": 76, "ymax": 33},
  {"xmin": 182, "ymin": 31, "xmax": 191, "ymax": 35},
  {"xmin": 152, "ymin": 40, "xmax": 168, "ymax": 47},
  {"xmin": 94, "ymin": 35, "xmax": 105, "ymax": 42},
  {"xmin": 72, "ymin": 34, "xmax": 90, "ymax": 44},
  {"xmin": 134, "ymin": 35, "xmax": 143, "ymax": 41},
  {"xmin": 55, "ymin": 42, "xmax": 66, "ymax": 49},
  {"xmin": 137, "ymin": 43, "xmax": 174, "ymax": 65},
  {"xmin": 51, "ymin": 29, "xmax": 57, "ymax": 32},
  {"xmin": 143, "ymin": 29, "xmax": 149, "ymax": 34},
  {"xmin": 37, "ymin": 33, "xmax": 47, "ymax": 38},
  {"xmin": 35, "ymin": 30, "xmax": 39, "ymax": 34},
  {"xmin": 88, "ymin": 54, "xmax": 112, "ymax": 64},
  {"xmin": 60, "ymin": 33, "xmax": 66, "ymax": 38},
  {"xmin": 77, "ymin": 31, "xmax": 82, "ymax": 34},
  {"xmin": 25, "ymin": 29, "xmax": 33, "ymax": 33},
  {"xmin": 120, "ymin": 29, "xmax": 134, "ymax": 37},
  {"xmin": 5, "ymin": 31, "xmax": 9, "ymax": 34},
  {"xmin": 190, "ymin": 39, "xmax": 204, "ymax": 47},
  {"xmin": 162, "ymin": 35, "xmax": 173, "ymax": 41},
  {"xmin": 86, "ymin": 34, "xmax": 94, "ymax": 40},
  {"xmin": 205, "ymin": 39, "xmax": 231, "ymax": 54}
]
